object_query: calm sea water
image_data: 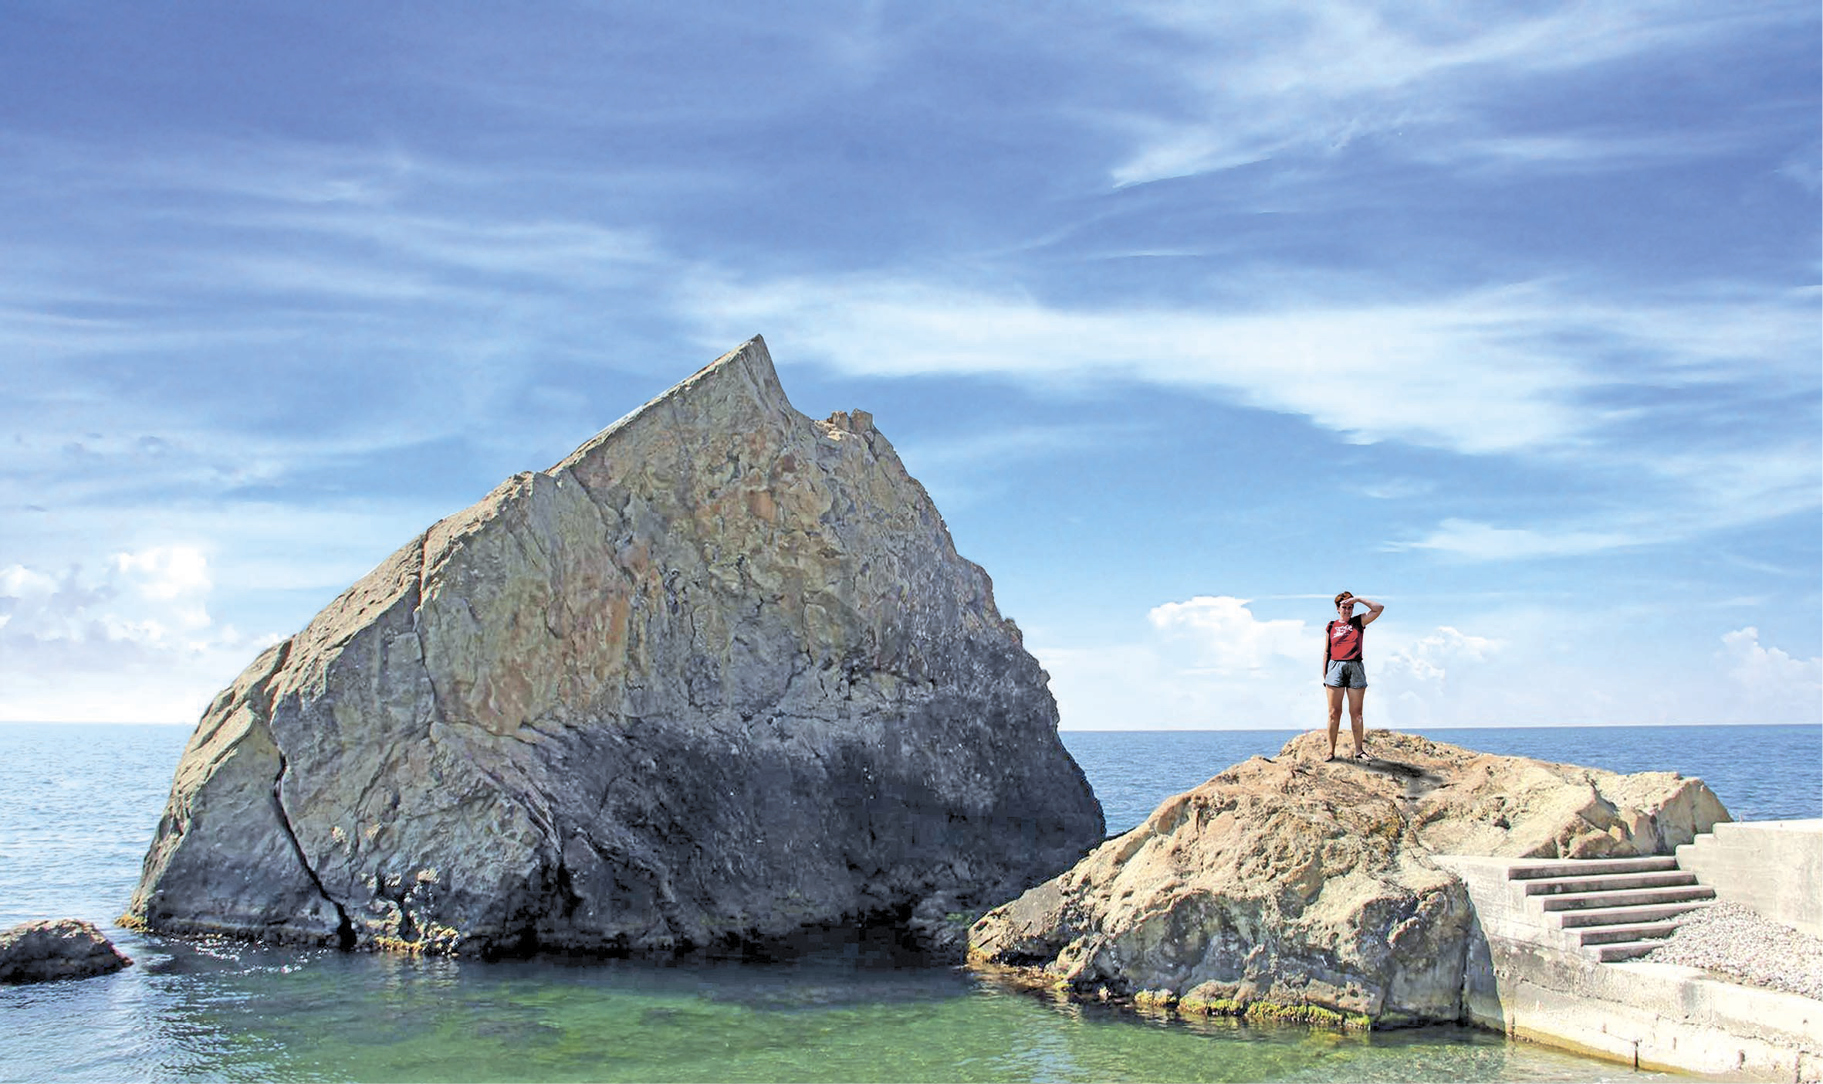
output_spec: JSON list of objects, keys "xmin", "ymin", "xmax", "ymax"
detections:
[
  {"xmin": 1070, "ymin": 724, "xmax": 1823, "ymax": 834},
  {"xmin": 4, "ymin": 723, "xmax": 1812, "ymax": 1083}
]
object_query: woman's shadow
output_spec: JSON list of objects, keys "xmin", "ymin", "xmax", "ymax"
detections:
[{"xmin": 1346, "ymin": 754, "xmax": 1447, "ymax": 800}]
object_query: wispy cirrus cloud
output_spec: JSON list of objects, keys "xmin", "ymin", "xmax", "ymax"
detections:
[
  {"xmin": 0, "ymin": 138, "xmax": 697, "ymax": 480},
  {"xmin": 1104, "ymin": 1, "xmax": 1812, "ymax": 185},
  {"xmin": 890, "ymin": 422, "xmax": 1147, "ymax": 478},
  {"xmin": 690, "ymin": 269, "xmax": 1818, "ymax": 561},
  {"xmin": 690, "ymin": 271, "xmax": 1817, "ymax": 449},
  {"xmin": 8, "ymin": 131, "xmax": 1814, "ymax": 578},
  {"xmin": 1390, "ymin": 519, "xmax": 1639, "ymax": 561},
  {"xmin": 696, "ymin": 275, "xmax": 1574, "ymax": 450}
]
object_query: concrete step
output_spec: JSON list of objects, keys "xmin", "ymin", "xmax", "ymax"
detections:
[
  {"xmin": 1536, "ymin": 884, "xmax": 1714, "ymax": 911},
  {"xmin": 1591, "ymin": 939, "xmax": 1665, "ymax": 962},
  {"xmin": 1551, "ymin": 899, "xmax": 1713, "ymax": 928},
  {"xmin": 1505, "ymin": 856, "xmax": 1680, "ymax": 880},
  {"xmin": 1569, "ymin": 920, "xmax": 1683, "ymax": 946},
  {"xmin": 1519, "ymin": 871, "xmax": 1698, "ymax": 895}
]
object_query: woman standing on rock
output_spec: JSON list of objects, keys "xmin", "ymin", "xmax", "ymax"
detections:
[{"xmin": 1323, "ymin": 591, "xmax": 1383, "ymax": 761}]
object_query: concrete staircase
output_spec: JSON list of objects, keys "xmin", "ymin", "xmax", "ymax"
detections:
[
  {"xmin": 1505, "ymin": 855, "xmax": 1714, "ymax": 962},
  {"xmin": 1436, "ymin": 843, "xmax": 1822, "ymax": 1082}
]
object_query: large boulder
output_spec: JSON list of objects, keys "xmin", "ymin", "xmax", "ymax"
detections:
[
  {"xmin": 968, "ymin": 729, "xmax": 1727, "ymax": 1026},
  {"xmin": 0, "ymin": 919, "xmax": 132, "ymax": 984},
  {"xmin": 124, "ymin": 337, "xmax": 1103, "ymax": 957}
]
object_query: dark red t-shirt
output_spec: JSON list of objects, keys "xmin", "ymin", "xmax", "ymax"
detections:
[{"xmin": 1327, "ymin": 615, "xmax": 1365, "ymax": 662}]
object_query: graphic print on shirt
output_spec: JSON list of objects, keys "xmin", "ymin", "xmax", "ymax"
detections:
[{"xmin": 1328, "ymin": 617, "xmax": 1364, "ymax": 662}]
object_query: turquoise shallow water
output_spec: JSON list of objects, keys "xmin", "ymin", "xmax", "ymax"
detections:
[
  {"xmin": 0, "ymin": 936, "xmax": 1653, "ymax": 1083},
  {"xmin": 6, "ymin": 723, "xmax": 1814, "ymax": 1082}
]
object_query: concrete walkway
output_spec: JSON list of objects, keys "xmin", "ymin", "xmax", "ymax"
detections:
[{"xmin": 1436, "ymin": 839, "xmax": 1823, "ymax": 1082}]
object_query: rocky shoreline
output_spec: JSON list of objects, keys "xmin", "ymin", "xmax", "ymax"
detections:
[{"xmin": 967, "ymin": 729, "xmax": 1728, "ymax": 1028}]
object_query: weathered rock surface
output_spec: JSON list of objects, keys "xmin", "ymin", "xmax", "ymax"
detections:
[
  {"xmin": 968, "ymin": 729, "xmax": 1728, "ymax": 1026},
  {"xmin": 0, "ymin": 919, "xmax": 132, "ymax": 984},
  {"xmin": 125, "ymin": 337, "xmax": 1103, "ymax": 957}
]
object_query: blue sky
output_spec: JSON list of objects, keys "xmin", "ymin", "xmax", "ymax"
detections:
[{"xmin": 1, "ymin": 1, "xmax": 1817, "ymax": 729}]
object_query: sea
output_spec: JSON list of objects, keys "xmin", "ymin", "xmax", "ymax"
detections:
[{"xmin": 1, "ymin": 722, "xmax": 1816, "ymax": 1083}]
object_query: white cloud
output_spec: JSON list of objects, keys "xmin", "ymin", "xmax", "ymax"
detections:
[
  {"xmin": 695, "ymin": 271, "xmax": 1816, "ymax": 470},
  {"xmin": 1042, "ymin": 594, "xmax": 1823, "ymax": 731},
  {"xmin": 1035, "ymin": 597, "xmax": 1319, "ymax": 728},
  {"xmin": 1356, "ymin": 478, "xmax": 1435, "ymax": 500},
  {"xmin": 1421, "ymin": 131, "xmax": 1749, "ymax": 175},
  {"xmin": 1390, "ymin": 519, "xmax": 1638, "ymax": 560},
  {"xmin": 0, "ymin": 564, "xmax": 57, "ymax": 599},
  {"xmin": 1720, "ymin": 627, "xmax": 1822, "ymax": 724},
  {"xmin": 1148, "ymin": 595, "xmax": 1317, "ymax": 674},
  {"xmin": 697, "ymin": 274, "xmax": 1816, "ymax": 453},
  {"xmin": 1390, "ymin": 625, "xmax": 1496, "ymax": 670},
  {"xmin": 115, "ymin": 545, "xmax": 211, "ymax": 600},
  {"xmin": 1107, "ymin": 1, "xmax": 1802, "ymax": 184},
  {"xmin": 1038, "ymin": 595, "xmax": 1525, "ymax": 729},
  {"xmin": 690, "ymin": 272, "xmax": 1816, "ymax": 561},
  {"xmin": 1039, "ymin": 641, "xmax": 1321, "ymax": 732},
  {"xmin": 194, "ymin": 211, "xmax": 660, "ymax": 297},
  {"xmin": 1388, "ymin": 430, "xmax": 1822, "ymax": 561},
  {"xmin": 698, "ymin": 276, "xmax": 1578, "ymax": 453},
  {"xmin": 895, "ymin": 423, "xmax": 1142, "ymax": 472},
  {"xmin": 1377, "ymin": 627, "xmax": 1502, "ymax": 724},
  {"xmin": 0, "ymin": 547, "xmax": 277, "ymax": 723}
]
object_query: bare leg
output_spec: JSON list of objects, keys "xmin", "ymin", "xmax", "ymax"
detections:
[
  {"xmin": 1348, "ymin": 686, "xmax": 1366, "ymax": 756},
  {"xmin": 1325, "ymin": 685, "xmax": 1345, "ymax": 758}
]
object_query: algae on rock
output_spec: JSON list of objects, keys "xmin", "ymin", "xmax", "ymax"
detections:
[{"xmin": 126, "ymin": 337, "xmax": 1104, "ymax": 956}]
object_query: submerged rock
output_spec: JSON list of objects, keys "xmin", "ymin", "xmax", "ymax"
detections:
[
  {"xmin": 125, "ymin": 337, "xmax": 1103, "ymax": 957},
  {"xmin": 0, "ymin": 919, "xmax": 132, "ymax": 984},
  {"xmin": 968, "ymin": 729, "xmax": 1728, "ymax": 1026}
]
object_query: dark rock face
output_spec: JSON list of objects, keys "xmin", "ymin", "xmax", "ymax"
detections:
[
  {"xmin": 0, "ymin": 919, "xmax": 132, "ymax": 984},
  {"xmin": 124, "ymin": 337, "xmax": 1104, "ymax": 956}
]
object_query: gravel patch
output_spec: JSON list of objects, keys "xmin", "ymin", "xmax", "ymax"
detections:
[{"xmin": 1642, "ymin": 901, "xmax": 1823, "ymax": 1001}]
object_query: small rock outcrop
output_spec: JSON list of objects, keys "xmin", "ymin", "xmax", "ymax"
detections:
[
  {"xmin": 0, "ymin": 919, "xmax": 132, "ymax": 984},
  {"xmin": 125, "ymin": 337, "xmax": 1103, "ymax": 957},
  {"xmin": 968, "ymin": 730, "xmax": 1728, "ymax": 1027}
]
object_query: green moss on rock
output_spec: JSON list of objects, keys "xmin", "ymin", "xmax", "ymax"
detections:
[{"xmin": 1174, "ymin": 992, "xmax": 1371, "ymax": 1030}]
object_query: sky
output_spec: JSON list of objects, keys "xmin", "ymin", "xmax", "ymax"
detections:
[{"xmin": 1, "ymin": 1, "xmax": 1818, "ymax": 730}]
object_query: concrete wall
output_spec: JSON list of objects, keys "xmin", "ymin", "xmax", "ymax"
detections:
[
  {"xmin": 1434, "ymin": 854, "xmax": 1823, "ymax": 1082},
  {"xmin": 1679, "ymin": 819, "xmax": 1823, "ymax": 938}
]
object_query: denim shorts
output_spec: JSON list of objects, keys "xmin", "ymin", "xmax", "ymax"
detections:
[{"xmin": 1324, "ymin": 659, "xmax": 1368, "ymax": 689}]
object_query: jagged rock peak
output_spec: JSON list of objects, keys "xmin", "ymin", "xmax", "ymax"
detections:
[
  {"xmin": 125, "ymin": 337, "xmax": 1103, "ymax": 958},
  {"xmin": 558, "ymin": 335, "xmax": 793, "ymax": 467}
]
